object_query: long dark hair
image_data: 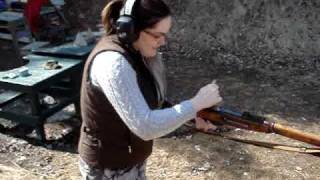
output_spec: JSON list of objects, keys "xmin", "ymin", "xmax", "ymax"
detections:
[{"xmin": 101, "ymin": 0, "xmax": 171, "ymax": 35}]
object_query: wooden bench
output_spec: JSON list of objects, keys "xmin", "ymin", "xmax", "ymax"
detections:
[
  {"xmin": 0, "ymin": 11, "xmax": 31, "ymax": 42},
  {"xmin": 0, "ymin": 90, "xmax": 24, "ymax": 107}
]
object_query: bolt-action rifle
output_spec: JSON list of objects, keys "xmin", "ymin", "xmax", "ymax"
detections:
[{"xmin": 197, "ymin": 106, "xmax": 320, "ymax": 147}]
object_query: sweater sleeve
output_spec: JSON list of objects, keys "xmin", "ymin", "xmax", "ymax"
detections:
[{"xmin": 90, "ymin": 51, "xmax": 197, "ymax": 141}]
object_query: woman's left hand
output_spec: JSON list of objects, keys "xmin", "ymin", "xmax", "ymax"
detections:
[{"xmin": 195, "ymin": 117, "xmax": 217, "ymax": 132}]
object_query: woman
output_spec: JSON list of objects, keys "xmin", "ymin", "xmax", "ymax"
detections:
[{"xmin": 78, "ymin": 0, "xmax": 222, "ymax": 179}]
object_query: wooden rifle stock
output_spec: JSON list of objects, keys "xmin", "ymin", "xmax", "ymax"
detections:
[{"xmin": 198, "ymin": 107, "xmax": 320, "ymax": 147}]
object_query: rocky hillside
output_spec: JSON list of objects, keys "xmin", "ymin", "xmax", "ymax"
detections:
[{"xmin": 65, "ymin": 0, "xmax": 320, "ymax": 59}]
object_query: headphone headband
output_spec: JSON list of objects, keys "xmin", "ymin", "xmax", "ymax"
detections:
[{"xmin": 120, "ymin": 0, "xmax": 136, "ymax": 16}]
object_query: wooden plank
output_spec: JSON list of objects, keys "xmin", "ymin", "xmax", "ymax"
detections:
[
  {"xmin": 0, "ymin": 31, "xmax": 31, "ymax": 43},
  {"xmin": 0, "ymin": 11, "xmax": 23, "ymax": 22},
  {"xmin": 0, "ymin": 90, "xmax": 23, "ymax": 106},
  {"xmin": 50, "ymin": 0, "xmax": 65, "ymax": 6},
  {"xmin": 21, "ymin": 41, "xmax": 49, "ymax": 51}
]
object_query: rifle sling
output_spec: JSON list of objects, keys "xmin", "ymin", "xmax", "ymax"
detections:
[{"xmin": 200, "ymin": 130, "xmax": 320, "ymax": 156}]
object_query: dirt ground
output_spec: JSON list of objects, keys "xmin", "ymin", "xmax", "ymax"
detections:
[
  {"xmin": 0, "ymin": 40, "xmax": 319, "ymax": 180},
  {"xmin": 1, "ymin": 0, "xmax": 320, "ymax": 179}
]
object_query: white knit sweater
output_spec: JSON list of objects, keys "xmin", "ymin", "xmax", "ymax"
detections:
[{"xmin": 89, "ymin": 51, "xmax": 196, "ymax": 141}]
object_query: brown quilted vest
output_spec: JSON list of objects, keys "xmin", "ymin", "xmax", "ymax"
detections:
[{"xmin": 78, "ymin": 35, "xmax": 159, "ymax": 169}]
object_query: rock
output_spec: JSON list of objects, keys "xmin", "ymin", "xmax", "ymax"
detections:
[
  {"xmin": 196, "ymin": 162, "xmax": 211, "ymax": 171},
  {"xmin": 43, "ymin": 95, "xmax": 56, "ymax": 105},
  {"xmin": 224, "ymin": 160, "xmax": 231, "ymax": 166},
  {"xmin": 17, "ymin": 156, "xmax": 27, "ymax": 162},
  {"xmin": 186, "ymin": 135, "xmax": 192, "ymax": 140},
  {"xmin": 194, "ymin": 145, "xmax": 201, "ymax": 151}
]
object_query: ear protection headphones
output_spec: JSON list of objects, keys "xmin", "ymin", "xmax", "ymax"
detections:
[{"xmin": 116, "ymin": 0, "xmax": 138, "ymax": 45}]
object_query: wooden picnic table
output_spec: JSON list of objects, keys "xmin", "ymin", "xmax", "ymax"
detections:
[{"xmin": 0, "ymin": 54, "xmax": 83, "ymax": 141}]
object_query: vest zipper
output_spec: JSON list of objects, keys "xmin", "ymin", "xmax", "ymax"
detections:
[
  {"xmin": 128, "ymin": 145, "xmax": 132, "ymax": 154},
  {"xmin": 126, "ymin": 126, "xmax": 133, "ymax": 154}
]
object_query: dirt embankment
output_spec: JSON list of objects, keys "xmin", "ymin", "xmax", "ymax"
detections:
[
  {"xmin": 0, "ymin": 1, "xmax": 319, "ymax": 179},
  {"xmin": 166, "ymin": 0, "xmax": 320, "ymax": 56},
  {"xmin": 65, "ymin": 0, "xmax": 320, "ymax": 57}
]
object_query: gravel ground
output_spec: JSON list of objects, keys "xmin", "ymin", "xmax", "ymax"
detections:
[{"xmin": 0, "ymin": 41, "xmax": 319, "ymax": 179}]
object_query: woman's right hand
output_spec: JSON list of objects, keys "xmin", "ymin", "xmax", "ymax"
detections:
[{"xmin": 190, "ymin": 80, "xmax": 222, "ymax": 111}]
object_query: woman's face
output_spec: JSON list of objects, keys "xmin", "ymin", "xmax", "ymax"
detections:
[{"xmin": 133, "ymin": 16, "xmax": 172, "ymax": 58}]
